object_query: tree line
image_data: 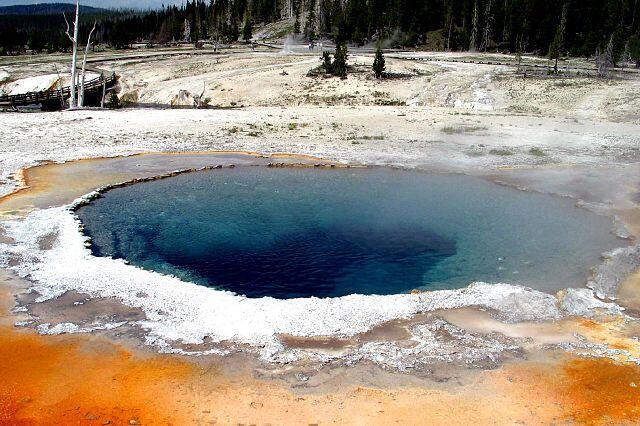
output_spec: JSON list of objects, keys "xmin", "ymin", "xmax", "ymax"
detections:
[{"xmin": 1, "ymin": 0, "xmax": 639, "ymax": 65}]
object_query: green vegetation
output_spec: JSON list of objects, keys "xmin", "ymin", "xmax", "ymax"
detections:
[
  {"xmin": 310, "ymin": 43, "xmax": 349, "ymax": 78},
  {"xmin": 322, "ymin": 52, "xmax": 333, "ymax": 74},
  {"xmin": 304, "ymin": 0, "xmax": 317, "ymax": 41},
  {"xmin": 489, "ymin": 148, "xmax": 515, "ymax": 156},
  {"xmin": 373, "ymin": 45, "xmax": 386, "ymax": 79},
  {"xmin": 441, "ymin": 125, "xmax": 487, "ymax": 134},
  {"xmin": 529, "ymin": 147, "xmax": 547, "ymax": 157},
  {"xmin": 628, "ymin": 35, "xmax": 640, "ymax": 67},
  {"xmin": 361, "ymin": 135, "xmax": 385, "ymax": 140},
  {"xmin": 293, "ymin": 5, "xmax": 301, "ymax": 35},
  {"xmin": 242, "ymin": 17, "xmax": 253, "ymax": 42},
  {"xmin": 332, "ymin": 43, "xmax": 348, "ymax": 78},
  {"xmin": 1, "ymin": 0, "xmax": 638, "ymax": 61},
  {"xmin": 106, "ymin": 92, "xmax": 121, "ymax": 109}
]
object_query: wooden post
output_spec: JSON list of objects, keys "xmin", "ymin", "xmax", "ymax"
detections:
[{"xmin": 101, "ymin": 74, "xmax": 107, "ymax": 108}]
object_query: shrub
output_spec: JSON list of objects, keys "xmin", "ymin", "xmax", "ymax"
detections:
[
  {"xmin": 332, "ymin": 43, "xmax": 348, "ymax": 78},
  {"xmin": 529, "ymin": 147, "xmax": 547, "ymax": 157},
  {"xmin": 106, "ymin": 92, "xmax": 121, "ymax": 109},
  {"xmin": 373, "ymin": 45, "xmax": 385, "ymax": 78},
  {"xmin": 489, "ymin": 148, "xmax": 515, "ymax": 156},
  {"xmin": 242, "ymin": 18, "xmax": 253, "ymax": 42},
  {"xmin": 322, "ymin": 51, "xmax": 333, "ymax": 74}
]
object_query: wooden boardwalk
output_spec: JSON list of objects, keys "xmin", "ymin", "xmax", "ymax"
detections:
[{"xmin": 0, "ymin": 72, "xmax": 117, "ymax": 110}]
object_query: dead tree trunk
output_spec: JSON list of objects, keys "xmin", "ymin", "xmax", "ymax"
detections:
[
  {"xmin": 79, "ymin": 21, "xmax": 97, "ymax": 107},
  {"xmin": 469, "ymin": 0, "xmax": 479, "ymax": 52},
  {"xmin": 194, "ymin": 82, "xmax": 206, "ymax": 108},
  {"xmin": 54, "ymin": 65, "xmax": 65, "ymax": 110},
  {"xmin": 482, "ymin": 0, "xmax": 494, "ymax": 52},
  {"xmin": 595, "ymin": 36, "xmax": 614, "ymax": 79},
  {"xmin": 63, "ymin": 0, "xmax": 80, "ymax": 108},
  {"xmin": 446, "ymin": 17, "xmax": 453, "ymax": 51}
]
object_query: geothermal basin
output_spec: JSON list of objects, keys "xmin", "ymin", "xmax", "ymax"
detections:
[{"xmin": 75, "ymin": 166, "xmax": 622, "ymax": 299}]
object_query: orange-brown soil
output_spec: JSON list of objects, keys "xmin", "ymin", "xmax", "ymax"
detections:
[
  {"xmin": 1, "ymin": 276, "xmax": 639, "ymax": 426},
  {"xmin": 1, "ymin": 154, "xmax": 640, "ymax": 424},
  {"xmin": 501, "ymin": 357, "xmax": 640, "ymax": 426}
]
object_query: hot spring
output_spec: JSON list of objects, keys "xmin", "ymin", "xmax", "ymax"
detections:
[{"xmin": 75, "ymin": 167, "xmax": 622, "ymax": 299}]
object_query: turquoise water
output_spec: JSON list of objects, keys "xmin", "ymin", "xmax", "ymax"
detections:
[{"xmin": 76, "ymin": 167, "xmax": 621, "ymax": 299}]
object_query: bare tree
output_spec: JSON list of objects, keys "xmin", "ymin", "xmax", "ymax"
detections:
[
  {"xmin": 469, "ymin": 0, "xmax": 479, "ymax": 52},
  {"xmin": 481, "ymin": 0, "xmax": 494, "ymax": 52},
  {"xmin": 502, "ymin": 0, "xmax": 511, "ymax": 46},
  {"xmin": 63, "ymin": 0, "xmax": 80, "ymax": 108},
  {"xmin": 446, "ymin": 18, "xmax": 453, "ymax": 51},
  {"xmin": 184, "ymin": 18, "xmax": 191, "ymax": 42},
  {"xmin": 54, "ymin": 65, "xmax": 65, "ymax": 110},
  {"xmin": 548, "ymin": 3, "xmax": 568, "ymax": 74},
  {"xmin": 621, "ymin": 41, "xmax": 632, "ymax": 72},
  {"xmin": 515, "ymin": 35, "xmax": 523, "ymax": 73},
  {"xmin": 595, "ymin": 35, "xmax": 614, "ymax": 79},
  {"xmin": 78, "ymin": 21, "xmax": 97, "ymax": 107},
  {"xmin": 194, "ymin": 82, "xmax": 207, "ymax": 108},
  {"xmin": 559, "ymin": 4, "xmax": 568, "ymax": 48}
]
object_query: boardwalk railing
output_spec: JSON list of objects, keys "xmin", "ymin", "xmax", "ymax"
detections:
[
  {"xmin": 0, "ymin": 72, "xmax": 117, "ymax": 109},
  {"xmin": 386, "ymin": 55, "xmax": 640, "ymax": 77}
]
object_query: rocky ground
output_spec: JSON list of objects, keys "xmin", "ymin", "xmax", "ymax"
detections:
[{"xmin": 1, "ymin": 45, "xmax": 640, "ymax": 424}]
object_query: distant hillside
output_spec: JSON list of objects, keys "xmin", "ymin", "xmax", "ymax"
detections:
[{"xmin": 0, "ymin": 3, "xmax": 109, "ymax": 15}]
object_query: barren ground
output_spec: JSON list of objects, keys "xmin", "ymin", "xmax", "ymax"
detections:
[{"xmin": 1, "ymin": 46, "xmax": 640, "ymax": 424}]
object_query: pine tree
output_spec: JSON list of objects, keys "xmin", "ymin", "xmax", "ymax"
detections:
[
  {"xmin": 332, "ymin": 42, "xmax": 348, "ymax": 78},
  {"xmin": 106, "ymin": 91, "xmax": 121, "ymax": 109},
  {"xmin": 548, "ymin": 34, "xmax": 560, "ymax": 73},
  {"xmin": 515, "ymin": 35, "xmax": 523, "ymax": 73},
  {"xmin": 629, "ymin": 35, "xmax": 640, "ymax": 68},
  {"xmin": 322, "ymin": 51, "xmax": 333, "ymax": 73},
  {"xmin": 4, "ymin": 0, "xmax": 638, "ymax": 59},
  {"xmin": 304, "ymin": 0, "xmax": 317, "ymax": 41},
  {"xmin": 372, "ymin": 44, "xmax": 385, "ymax": 78},
  {"xmin": 294, "ymin": 7, "xmax": 301, "ymax": 34},
  {"xmin": 548, "ymin": 3, "xmax": 568, "ymax": 74},
  {"xmin": 230, "ymin": 20, "xmax": 240, "ymax": 41},
  {"xmin": 242, "ymin": 16, "xmax": 253, "ymax": 41}
]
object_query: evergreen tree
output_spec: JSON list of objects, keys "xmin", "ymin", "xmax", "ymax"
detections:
[
  {"xmin": 322, "ymin": 51, "xmax": 333, "ymax": 73},
  {"xmin": 106, "ymin": 91, "xmax": 121, "ymax": 109},
  {"xmin": 548, "ymin": 33, "xmax": 561, "ymax": 73},
  {"xmin": 304, "ymin": 0, "xmax": 317, "ymax": 41},
  {"xmin": 628, "ymin": 34, "xmax": 640, "ymax": 68},
  {"xmin": 548, "ymin": 3, "xmax": 568, "ymax": 73},
  {"xmin": 333, "ymin": 42, "xmax": 348, "ymax": 78},
  {"xmin": 230, "ymin": 20, "xmax": 240, "ymax": 41},
  {"xmin": 294, "ymin": 8, "xmax": 301, "ymax": 34},
  {"xmin": 28, "ymin": 30, "xmax": 46, "ymax": 53},
  {"xmin": 515, "ymin": 35, "xmax": 523, "ymax": 72},
  {"xmin": 1, "ymin": 0, "xmax": 637, "ymax": 58},
  {"xmin": 242, "ymin": 16, "xmax": 253, "ymax": 41},
  {"xmin": 372, "ymin": 44, "xmax": 385, "ymax": 78}
]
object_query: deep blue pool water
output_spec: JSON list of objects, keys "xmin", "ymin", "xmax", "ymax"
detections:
[{"xmin": 76, "ymin": 167, "xmax": 622, "ymax": 299}]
